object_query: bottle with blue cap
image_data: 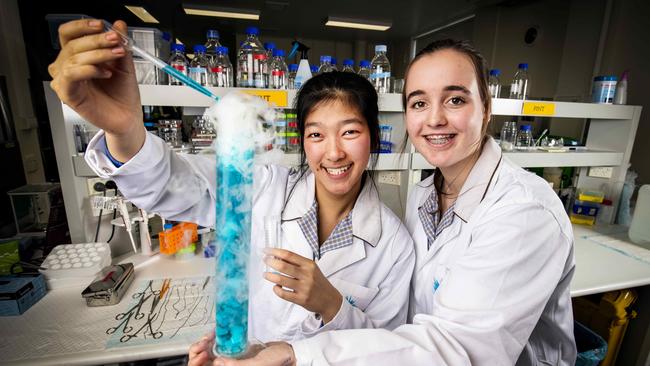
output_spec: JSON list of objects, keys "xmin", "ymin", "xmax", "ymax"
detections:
[
  {"xmin": 370, "ymin": 45, "xmax": 391, "ymax": 93},
  {"xmin": 488, "ymin": 69, "xmax": 501, "ymax": 98},
  {"xmin": 358, "ymin": 60, "xmax": 371, "ymax": 80},
  {"xmin": 509, "ymin": 63, "xmax": 530, "ymax": 99},
  {"xmin": 318, "ymin": 56, "xmax": 335, "ymax": 74},
  {"xmin": 342, "ymin": 59, "xmax": 355, "ymax": 73},
  {"xmin": 310, "ymin": 65, "xmax": 319, "ymax": 75},
  {"xmin": 190, "ymin": 45, "xmax": 209, "ymax": 86},
  {"xmin": 270, "ymin": 49, "xmax": 288, "ymax": 89},
  {"xmin": 237, "ymin": 27, "xmax": 266, "ymax": 87},
  {"xmin": 264, "ymin": 42, "xmax": 276, "ymax": 61},
  {"xmin": 288, "ymin": 64, "xmax": 298, "ymax": 89},
  {"xmin": 516, "ymin": 124, "xmax": 533, "ymax": 148},
  {"xmin": 168, "ymin": 43, "xmax": 188, "ymax": 86},
  {"xmin": 211, "ymin": 46, "xmax": 233, "ymax": 87},
  {"xmin": 331, "ymin": 57, "xmax": 338, "ymax": 71},
  {"xmin": 205, "ymin": 29, "xmax": 222, "ymax": 61}
]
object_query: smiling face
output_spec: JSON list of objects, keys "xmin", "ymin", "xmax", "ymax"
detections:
[
  {"xmin": 303, "ymin": 99, "xmax": 371, "ymax": 200},
  {"xmin": 404, "ymin": 49, "xmax": 488, "ymax": 175}
]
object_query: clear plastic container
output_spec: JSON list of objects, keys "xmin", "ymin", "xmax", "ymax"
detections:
[
  {"xmin": 168, "ymin": 43, "xmax": 188, "ymax": 86},
  {"xmin": 288, "ymin": 64, "xmax": 298, "ymax": 89},
  {"xmin": 358, "ymin": 60, "xmax": 371, "ymax": 80},
  {"xmin": 237, "ymin": 27, "xmax": 266, "ymax": 88},
  {"xmin": 318, "ymin": 56, "xmax": 335, "ymax": 73},
  {"xmin": 370, "ymin": 45, "xmax": 391, "ymax": 93},
  {"xmin": 500, "ymin": 121, "xmax": 517, "ymax": 151},
  {"xmin": 270, "ymin": 49, "xmax": 288, "ymax": 89},
  {"xmin": 342, "ymin": 59, "xmax": 355, "ymax": 72},
  {"xmin": 516, "ymin": 124, "xmax": 533, "ymax": 148},
  {"xmin": 379, "ymin": 125, "xmax": 392, "ymax": 142},
  {"xmin": 189, "ymin": 45, "xmax": 209, "ymax": 86},
  {"xmin": 273, "ymin": 111, "xmax": 287, "ymax": 150},
  {"xmin": 510, "ymin": 63, "xmax": 530, "ymax": 99},
  {"xmin": 489, "ymin": 69, "xmax": 501, "ymax": 98}
]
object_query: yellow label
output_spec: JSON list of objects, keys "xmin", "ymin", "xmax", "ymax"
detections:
[
  {"xmin": 522, "ymin": 102, "xmax": 556, "ymax": 116},
  {"xmin": 242, "ymin": 90, "xmax": 288, "ymax": 107}
]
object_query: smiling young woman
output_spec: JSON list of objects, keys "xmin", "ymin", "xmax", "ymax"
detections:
[{"xmin": 198, "ymin": 40, "xmax": 577, "ymax": 366}]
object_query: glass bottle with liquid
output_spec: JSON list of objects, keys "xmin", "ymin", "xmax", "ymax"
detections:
[
  {"xmin": 318, "ymin": 56, "xmax": 335, "ymax": 73},
  {"xmin": 237, "ymin": 27, "xmax": 266, "ymax": 88},
  {"xmin": 270, "ymin": 49, "xmax": 288, "ymax": 89},
  {"xmin": 189, "ymin": 45, "xmax": 209, "ymax": 86},
  {"xmin": 341, "ymin": 59, "xmax": 355, "ymax": 72},
  {"xmin": 370, "ymin": 45, "xmax": 391, "ymax": 93},
  {"xmin": 509, "ymin": 63, "xmax": 530, "ymax": 99},
  {"xmin": 358, "ymin": 60, "xmax": 371, "ymax": 80},
  {"xmin": 488, "ymin": 69, "xmax": 501, "ymax": 98},
  {"xmin": 288, "ymin": 64, "xmax": 298, "ymax": 89},
  {"xmin": 168, "ymin": 44, "xmax": 188, "ymax": 86}
]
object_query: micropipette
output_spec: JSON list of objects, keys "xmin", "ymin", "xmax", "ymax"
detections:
[{"xmin": 101, "ymin": 20, "xmax": 220, "ymax": 101}]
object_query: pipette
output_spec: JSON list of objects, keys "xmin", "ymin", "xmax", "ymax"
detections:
[{"xmin": 101, "ymin": 20, "xmax": 219, "ymax": 101}]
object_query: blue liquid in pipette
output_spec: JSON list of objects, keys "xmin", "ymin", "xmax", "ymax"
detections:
[{"xmin": 162, "ymin": 65, "xmax": 219, "ymax": 101}]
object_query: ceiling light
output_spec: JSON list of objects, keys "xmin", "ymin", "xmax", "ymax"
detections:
[
  {"xmin": 325, "ymin": 16, "xmax": 391, "ymax": 31},
  {"xmin": 125, "ymin": 5, "xmax": 160, "ymax": 24},
  {"xmin": 183, "ymin": 4, "xmax": 260, "ymax": 20}
]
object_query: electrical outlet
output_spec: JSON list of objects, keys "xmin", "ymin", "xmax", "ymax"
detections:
[
  {"xmin": 588, "ymin": 167, "xmax": 613, "ymax": 179},
  {"xmin": 378, "ymin": 171, "xmax": 401, "ymax": 186}
]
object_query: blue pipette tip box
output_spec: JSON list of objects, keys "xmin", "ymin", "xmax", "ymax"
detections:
[{"xmin": 0, "ymin": 274, "xmax": 47, "ymax": 316}]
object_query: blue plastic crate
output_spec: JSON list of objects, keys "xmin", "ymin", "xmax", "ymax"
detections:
[{"xmin": 575, "ymin": 321, "xmax": 608, "ymax": 366}]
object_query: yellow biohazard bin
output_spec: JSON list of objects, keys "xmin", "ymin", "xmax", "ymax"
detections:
[{"xmin": 573, "ymin": 289, "xmax": 638, "ymax": 366}]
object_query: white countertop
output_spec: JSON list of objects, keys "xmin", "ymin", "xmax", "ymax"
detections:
[{"xmin": 1, "ymin": 225, "xmax": 649, "ymax": 365}]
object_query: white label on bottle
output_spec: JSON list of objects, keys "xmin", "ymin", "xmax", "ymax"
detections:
[{"xmin": 247, "ymin": 54, "xmax": 253, "ymax": 86}]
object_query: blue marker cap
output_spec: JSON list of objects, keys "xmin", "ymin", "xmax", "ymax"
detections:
[
  {"xmin": 207, "ymin": 29, "xmax": 220, "ymax": 39},
  {"xmin": 518, "ymin": 63, "xmax": 528, "ymax": 69},
  {"xmin": 289, "ymin": 64, "xmax": 298, "ymax": 72},
  {"xmin": 343, "ymin": 59, "xmax": 354, "ymax": 66},
  {"xmin": 246, "ymin": 27, "xmax": 259, "ymax": 36},
  {"xmin": 171, "ymin": 43, "xmax": 185, "ymax": 52},
  {"xmin": 273, "ymin": 49, "xmax": 285, "ymax": 57},
  {"xmin": 194, "ymin": 45, "xmax": 206, "ymax": 53},
  {"xmin": 489, "ymin": 69, "xmax": 500, "ymax": 76},
  {"xmin": 264, "ymin": 42, "xmax": 276, "ymax": 51}
]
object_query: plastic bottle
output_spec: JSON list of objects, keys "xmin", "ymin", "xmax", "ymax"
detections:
[
  {"xmin": 342, "ymin": 59, "xmax": 355, "ymax": 72},
  {"xmin": 516, "ymin": 124, "xmax": 533, "ymax": 148},
  {"xmin": 488, "ymin": 69, "xmax": 501, "ymax": 98},
  {"xmin": 358, "ymin": 60, "xmax": 371, "ymax": 80},
  {"xmin": 237, "ymin": 27, "xmax": 266, "ymax": 88},
  {"xmin": 253, "ymin": 53, "xmax": 268, "ymax": 88},
  {"xmin": 168, "ymin": 44, "xmax": 188, "ymax": 86},
  {"xmin": 318, "ymin": 56, "xmax": 335, "ymax": 73},
  {"xmin": 189, "ymin": 45, "xmax": 209, "ymax": 86},
  {"xmin": 270, "ymin": 49, "xmax": 288, "ymax": 89},
  {"xmin": 264, "ymin": 42, "xmax": 276, "ymax": 60},
  {"xmin": 288, "ymin": 64, "xmax": 298, "ymax": 89},
  {"xmin": 509, "ymin": 63, "xmax": 530, "ymax": 99},
  {"xmin": 331, "ymin": 57, "xmax": 338, "ymax": 71},
  {"xmin": 370, "ymin": 45, "xmax": 391, "ymax": 93},
  {"xmin": 614, "ymin": 70, "xmax": 628, "ymax": 105}
]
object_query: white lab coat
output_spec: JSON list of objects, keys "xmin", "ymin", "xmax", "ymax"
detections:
[
  {"xmin": 84, "ymin": 131, "xmax": 415, "ymax": 343},
  {"xmin": 291, "ymin": 138, "xmax": 576, "ymax": 365}
]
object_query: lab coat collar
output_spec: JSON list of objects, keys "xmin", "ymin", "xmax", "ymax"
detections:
[
  {"xmin": 416, "ymin": 137, "xmax": 502, "ymax": 223},
  {"xmin": 282, "ymin": 171, "xmax": 382, "ymax": 247}
]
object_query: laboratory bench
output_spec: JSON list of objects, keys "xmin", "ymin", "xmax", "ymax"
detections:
[{"xmin": 1, "ymin": 224, "xmax": 649, "ymax": 365}]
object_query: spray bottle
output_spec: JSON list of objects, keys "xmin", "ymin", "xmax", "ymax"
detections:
[{"xmin": 288, "ymin": 41, "xmax": 312, "ymax": 89}]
